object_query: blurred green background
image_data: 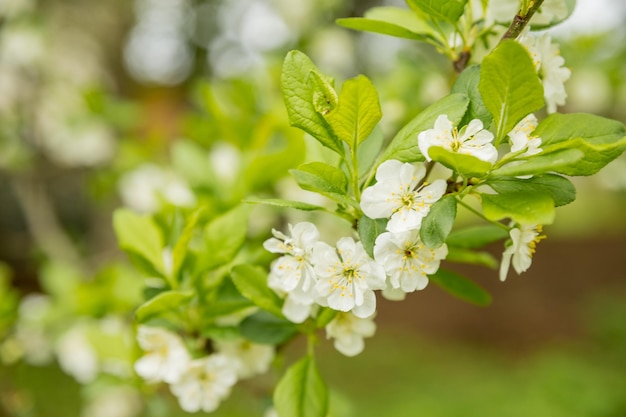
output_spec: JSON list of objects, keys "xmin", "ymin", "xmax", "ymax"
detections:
[{"xmin": 1, "ymin": 0, "xmax": 625, "ymax": 416}]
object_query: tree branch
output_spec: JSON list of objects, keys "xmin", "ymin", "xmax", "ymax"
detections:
[{"xmin": 500, "ymin": 0, "xmax": 545, "ymax": 42}]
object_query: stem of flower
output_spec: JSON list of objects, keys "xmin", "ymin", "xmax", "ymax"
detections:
[
  {"xmin": 500, "ymin": 0, "xmax": 545, "ymax": 42},
  {"xmin": 456, "ymin": 196, "xmax": 509, "ymax": 231}
]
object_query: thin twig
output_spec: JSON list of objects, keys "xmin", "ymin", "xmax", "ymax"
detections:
[
  {"xmin": 500, "ymin": 0, "xmax": 545, "ymax": 42},
  {"xmin": 12, "ymin": 174, "xmax": 85, "ymax": 270}
]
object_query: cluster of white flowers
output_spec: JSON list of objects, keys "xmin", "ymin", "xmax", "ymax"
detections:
[
  {"xmin": 264, "ymin": 114, "xmax": 550, "ymax": 356},
  {"xmin": 134, "ymin": 326, "xmax": 274, "ymax": 413},
  {"xmin": 518, "ymin": 28, "xmax": 571, "ymax": 113}
]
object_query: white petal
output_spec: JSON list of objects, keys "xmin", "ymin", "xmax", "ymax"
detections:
[{"xmin": 352, "ymin": 290, "xmax": 376, "ymax": 318}]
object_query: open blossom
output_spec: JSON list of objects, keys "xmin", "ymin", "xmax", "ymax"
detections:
[
  {"xmin": 519, "ymin": 29, "xmax": 571, "ymax": 113},
  {"xmin": 55, "ymin": 325, "xmax": 98, "ymax": 384},
  {"xmin": 373, "ymin": 230, "xmax": 448, "ymax": 300},
  {"xmin": 134, "ymin": 326, "xmax": 190, "ymax": 384},
  {"xmin": 418, "ymin": 115, "xmax": 498, "ymax": 164},
  {"xmin": 326, "ymin": 312, "xmax": 376, "ymax": 357},
  {"xmin": 214, "ymin": 338, "xmax": 275, "ymax": 379},
  {"xmin": 508, "ymin": 114, "xmax": 542, "ymax": 156},
  {"xmin": 360, "ymin": 159, "xmax": 446, "ymax": 233},
  {"xmin": 263, "ymin": 222, "xmax": 320, "ymax": 322},
  {"xmin": 313, "ymin": 237, "xmax": 386, "ymax": 318},
  {"xmin": 499, "ymin": 224, "xmax": 546, "ymax": 281},
  {"xmin": 170, "ymin": 354, "xmax": 238, "ymax": 413}
]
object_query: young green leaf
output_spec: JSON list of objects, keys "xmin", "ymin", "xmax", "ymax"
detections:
[
  {"xmin": 451, "ymin": 65, "xmax": 493, "ymax": 127},
  {"xmin": 135, "ymin": 290, "xmax": 194, "ymax": 323},
  {"xmin": 427, "ymin": 146, "xmax": 492, "ymax": 178},
  {"xmin": 230, "ymin": 264, "xmax": 283, "ymax": 317},
  {"xmin": 204, "ymin": 205, "xmax": 249, "ymax": 270},
  {"xmin": 274, "ymin": 356, "xmax": 329, "ymax": 417},
  {"xmin": 243, "ymin": 197, "xmax": 328, "ymax": 212},
  {"xmin": 309, "ymin": 71, "xmax": 338, "ymax": 116},
  {"xmin": 240, "ymin": 311, "xmax": 298, "ymax": 345},
  {"xmin": 446, "ymin": 247, "xmax": 498, "ymax": 269},
  {"xmin": 325, "ymin": 75, "xmax": 382, "ymax": 150},
  {"xmin": 487, "ymin": 174, "xmax": 576, "ymax": 207},
  {"xmin": 446, "ymin": 224, "xmax": 509, "ymax": 249},
  {"xmin": 479, "ymin": 40, "xmax": 544, "ymax": 142},
  {"xmin": 406, "ymin": 0, "xmax": 468, "ymax": 23},
  {"xmin": 113, "ymin": 209, "xmax": 165, "ymax": 274},
  {"xmin": 357, "ymin": 215, "xmax": 388, "ymax": 258},
  {"xmin": 290, "ymin": 162, "xmax": 348, "ymax": 196},
  {"xmin": 533, "ymin": 113, "xmax": 626, "ymax": 176},
  {"xmin": 481, "ymin": 191, "xmax": 555, "ymax": 225},
  {"xmin": 336, "ymin": 7, "xmax": 435, "ymax": 41},
  {"xmin": 420, "ymin": 195, "xmax": 457, "ymax": 249},
  {"xmin": 358, "ymin": 126, "xmax": 385, "ymax": 178},
  {"xmin": 429, "ymin": 268, "xmax": 492, "ymax": 306},
  {"xmin": 381, "ymin": 93, "xmax": 469, "ymax": 163},
  {"xmin": 173, "ymin": 208, "xmax": 205, "ymax": 276},
  {"xmin": 490, "ymin": 148, "xmax": 584, "ymax": 177},
  {"xmin": 281, "ymin": 51, "xmax": 343, "ymax": 154}
]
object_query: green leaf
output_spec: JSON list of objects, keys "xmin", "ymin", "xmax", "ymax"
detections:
[
  {"xmin": 274, "ymin": 356, "xmax": 329, "ymax": 417},
  {"xmin": 358, "ymin": 126, "xmax": 385, "ymax": 178},
  {"xmin": 290, "ymin": 162, "xmax": 348, "ymax": 196},
  {"xmin": 135, "ymin": 290, "xmax": 194, "ymax": 323},
  {"xmin": 451, "ymin": 65, "xmax": 492, "ymax": 127},
  {"xmin": 336, "ymin": 7, "xmax": 435, "ymax": 41},
  {"xmin": 113, "ymin": 209, "xmax": 164, "ymax": 274},
  {"xmin": 406, "ymin": 0, "xmax": 468, "ymax": 23},
  {"xmin": 530, "ymin": 0, "xmax": 576, "ymax": 29},
  {"xmin": 281, "ymin": 51, "xmax": 343, "ymax": 154},
  {"xmin": 325, "ymin": 75, "xmax": 382, "ymax": 150},
  {"xmin": 204, "ymin": 205, "xmax": 249, "ymax": 270},
  {"xmin": 357, "ymin": 216, "xmax": 388, "ymax": 258},
  {"xmin": 429, "ymin": 268, "xmax": 492, "ymax": 306},
  {"xmin": 381, "ymin": 93, "xmax": 469, "ymax": 163},
  {"xmin": 173, "ymin": 208, "xmax": 205, "ymax": 276},
  {"xmin": 309, "ymin": 71, "xmax": 338, "ymax": 116},
  {"xmin": 240, "ymin": 311, "xmax": 298, "ymax": 345},
  {"xmin": 202, "ymin": 279, "xmax": 254, "ymax": 319},
  {"xmin": 533, "ymin": 113, "xmax": 626, "ymax": 176},
  {"xmin": 427, "ymin": 146, "xmax": 492, "ymax": 178},
  {"xmin": 243, "ymin": 197, "xmax": 327, "ymax": 212},
  {"xmin": 488, "ymin": 174, "xmax": 576, "ymax": 207},
  {"xmin": 446, "ymin": 224, "xmax": 509, "ymax": 249},
  {"xmin": 479, "ymin": 40, "xmax": 544, "ymax": 142},
  {"xmin": 420, "ymin": 196, "xmax": 457, "ymax": 249},
  {"xmin": 481, "ymin": 191, "xmax": 555, "ymax": 225},
  {"xmin": 230, "ymin": 264, "xmax": 283, "ymax": 317},
  {"xmin": 491, "ymin": 147, "xmax": 584, "ymax": 177},
  {"xmin": 446, "ymin": 247, "xmax": 498, "ymax": 269}
]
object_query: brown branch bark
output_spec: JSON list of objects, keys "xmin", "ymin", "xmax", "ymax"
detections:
[{"xmin": 500, "ymin": 0, "xmax": 545, "ymax": 42}]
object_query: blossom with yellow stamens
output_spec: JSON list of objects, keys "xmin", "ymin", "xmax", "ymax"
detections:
[{"xmin": 499, "ymin": 224, "xmax": 546, "ymax": 281}]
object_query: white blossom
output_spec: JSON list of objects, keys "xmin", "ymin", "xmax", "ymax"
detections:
[
  {"xmin": 360, "ymin": 159, "xmax": 446, "ymax": 233},
  {"xmin": 508, "ymin": 114, "xmax": 542, "ymax": 156},
  {"xmin": 55, "ymin": 326, "xmax": 99, "ymax": 384},
  {"xmin": 326, "ymin": 312, "xmax": 376, "ymax": 357},
  {"xmin": 118, "ymin": 164, "xmax": 196, "ymax": 213},
  {"xmin": 169, "ymin": 354, "xmax": 238, "ymax": 414},
  {"xmin": 313, "ymin": 238, "xmax": 386, "ymax": 318},
  {"xmin": 134, "ymin": 326, "xmax": 190, "ymax": 384},
  {"xmin": 263, "ymin": 222, "xmax": 320, "ymax": 323},
  {"xmin": 214, "ymin": 338, "xmax": 275, "ymax": 379},
  {"xmin": 81, "ymin": 387, "xmax": 143, "ymax": 417},
  {"xmin": 499, "ymin": 224, "xmax": 546, "ymax": 281},
  {"xmin": 418, "ymin": 115, "xmax": 498, "ymax": 164},
  {"xmin": 519, "ymin": 29, "xmax": 571, "ymax": 113},
  {"xmin": 373, "ymin": 230, "xmax": 448, "ymax": 300}
]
